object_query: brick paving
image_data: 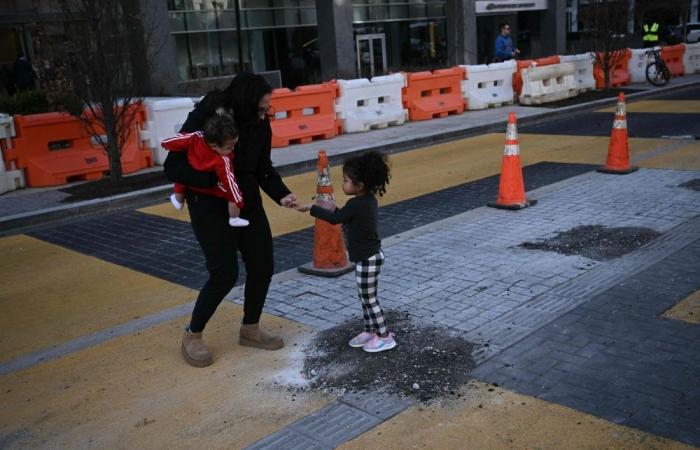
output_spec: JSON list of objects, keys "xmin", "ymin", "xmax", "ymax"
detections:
[
  {"xmin": 28, "ymin": 162, "xmax": 594, "ymax": 291},
  {"xmin": 247, "ymin": 167, "xmax": 700, "ymax": 446}
]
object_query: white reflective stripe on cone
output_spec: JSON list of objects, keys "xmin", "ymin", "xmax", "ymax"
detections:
[
  {"xmin": 616, "ymin": 101, "xmax": 626, "ymax": 116},
  {"xmin": 506, "ymin": 123, "xmax": 518, "ymax": 140},
  {"xmin": 613, "ymin": 119, "xmax": 627, "ymax": 129},
  {"xmin": 504, "ymin": 144, "xmax": 520, "ymax": 155}
]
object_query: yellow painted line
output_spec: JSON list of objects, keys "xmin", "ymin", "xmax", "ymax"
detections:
[
  {"xmin": 141, "ymin": 134, "xmax": 679, "ymax": 237},
  {"xmin": 663, "ymin": 290, "xmax": 700, "ymax": 324},
  {"xmin": 340, "ymin": 381, "xmax": 694, "ymax": 450},
  {"xmin": 597, "ymin": 100, "xmax": 700, "ymax": 114},
  {"xmin": 0, "ymin": 302, "xmax": 330, "ymax": 449},
  {"xmin": 638, "ymin": 140, "xmax": 700, "ymax": 170},
  {"xmin": 0, "ymin": 235, "xmax": 197, "ymax": 364}
]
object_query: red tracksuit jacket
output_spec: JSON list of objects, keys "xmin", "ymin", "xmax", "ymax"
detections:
[{"xmin": 161, "ymin": 131, "xmax": 244, "ymax": 207}]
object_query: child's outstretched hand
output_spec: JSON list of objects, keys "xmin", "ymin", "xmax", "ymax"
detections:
[
  {"xmin": 295, "ymin": 203, "xmax": 311, "ymax": 212},
  {"xmin": 316, "ymin": 199, "xmax": 335, "ymax": 211}
]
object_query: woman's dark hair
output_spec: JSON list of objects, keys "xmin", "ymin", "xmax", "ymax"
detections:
[
  {"xmin": 196, "ymin": 72, "xmax": 272, "ymax": 129},
  {"xmin": 203, "ymin": 113, "xmax": 238, "ymax": 147},
  {"xmin": 342, "ymin": 151, "xmax": 391, "ymax": 197}
]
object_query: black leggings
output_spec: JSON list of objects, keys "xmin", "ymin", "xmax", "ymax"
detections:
[{"xmin": 186, "ymin": 191, "xmax": 274, "ymax": 332}]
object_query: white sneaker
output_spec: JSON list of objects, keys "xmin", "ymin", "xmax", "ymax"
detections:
[
  {"xmin": 229, "ymin": 217, "xmax": 250, "ymax": 227},
  {"xmin": 348, "ymin": 331, "xmax": 376, "ymax": 348},
  {"xmin": 363, "ymin": 333, "xmax": 396, "ymax": 353},
  {"xmin": 170, "ymin": 194, "xmax": 184, "ymax": 210}
]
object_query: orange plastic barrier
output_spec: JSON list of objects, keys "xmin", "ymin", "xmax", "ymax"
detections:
[
  {"xmin": 513, "ymin": 57, "xmax": 559, "ymax": 95},
  {"xmin": 269, "ymin": 83, "xmax": 341, "ymax": 148},
  {"xmin": 593, "ymin": 50, "xmax": 631, "ymax": 88},
  {"xmin": 2, "ymin": 104, "xmax": 152, "ymax": 187},
  {"xmin": 661, "ymin": 44, "xmax": 685, "ymax": 78},
  {"xmin": 402, "ymin": 67, "xmax": 466, "ymax": 121}
]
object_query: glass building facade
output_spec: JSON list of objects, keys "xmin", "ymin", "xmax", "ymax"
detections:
[
  {"xmin": 167, "ymin": 0, "xmax": 447, "ymax": 87},
  {"xmin": 352, "ymin": 1, "xmax": 448, "ymax": 75},
  {"xmin": 167, "ymin": 0, "xmax": 320, "ymax": 88}
]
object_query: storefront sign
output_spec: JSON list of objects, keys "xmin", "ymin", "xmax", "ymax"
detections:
[{"xmin": 476, "ymin": 0, "xmax": 548, "ymax": 14}]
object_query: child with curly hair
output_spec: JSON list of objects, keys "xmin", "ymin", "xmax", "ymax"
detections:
[{"xmin": 299, "ymin": 151, "xmax": 395, "ymax": 352}]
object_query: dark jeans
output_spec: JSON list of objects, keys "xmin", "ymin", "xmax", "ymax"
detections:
[{"xmin": 186, "ymin": 191, "xmax": 274, "ymax": 332}]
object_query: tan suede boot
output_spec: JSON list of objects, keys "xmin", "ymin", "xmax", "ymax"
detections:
[
  {"xmin": 181, "ymin": 330, "xmax": 213, "ymax": 367},
  {"xmin": 239, "ymin": 323, "xmax": 284, "ymax": 350}
]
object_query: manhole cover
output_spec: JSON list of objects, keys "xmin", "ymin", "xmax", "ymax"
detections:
[
  {"xmin": 299, "ymin": 311, "xmax": 475, "ymax": 403},
  {"xmin": 679, "ymin": 179, "xmax": 700, "ymax": 191},
  {"xmin": 519, "ymin": 225, "xmax": 661, "ymax": 261}
]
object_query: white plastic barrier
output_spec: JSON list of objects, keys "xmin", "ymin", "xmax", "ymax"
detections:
[
  {"xmin": 0, "ymin": 113, "xmax": 15, "ymax": 149},
  {"xmin": 0, "ymin": 113, "xmax": 24, "ymax": 194},
  {"xmin": 140, "ymin": 97, "xmax": 195, "ymax": 165},
  {"xmin": 519, "ymin": 63, "xmax": 579, "ymax": 105},
  {"xmin": 684, "ymin": 42, "xmax": 700, "ymax": 74},
  {"xmin": 628, "ymin": 47, "xmax": 661, "ymax": 83},
  {"xmin": 459, "ymin": 60, "xmax": 515, "ymax": 110},
  {"xmin": 335, "ymin": 74, "xmax": 407, "ymax": 133},
  {"xmin": 559, "ymin": 53, "xmax": 596, "ymax": 92}
]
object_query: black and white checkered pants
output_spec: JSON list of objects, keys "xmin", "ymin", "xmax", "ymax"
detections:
[{"xmin": 355, "ymin": 250, "xmax": 386, "ymax": 336}]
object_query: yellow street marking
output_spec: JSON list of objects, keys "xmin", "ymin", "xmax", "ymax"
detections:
[
  {"xmin": 340, "ymin": 381, "xmax": 694, "ymax": 450},
  {"xmin": 597, "ymin": 100, "xmax": 700, "ymax": 114},
  {"xmin": 663, "ymin": 290, "xmax": 700, "ymax": 324},
  {"xmin": 638, "ymin": 140, "xmax": 700, "ymax": 170},
  {"xmin": 0, "ymin": 303, "xmax": 329, "ymax": 449},
  {"xmin": 0, "ymin": 235, "xmax": 197, "ymax": 363},
  {"xmin": 141, "ymin": 134, "xmax": 680, "ymax": 237}
]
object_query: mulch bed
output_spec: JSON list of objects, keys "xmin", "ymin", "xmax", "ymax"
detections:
[
  {"xmin": 519, "ymin": 225, "xmax": 661, "ymax": 261},
  {"xmin": 59, "ymin": 171, "xmax": 169, "ymax": 202},
  {"xmin": 297, "ymin": 310, "xmax": 476, "ymax": 403}
]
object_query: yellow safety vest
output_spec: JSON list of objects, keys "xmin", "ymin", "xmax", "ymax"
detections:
[{"xmin": 643, "ymin": 23, "xmax": 659, "ymax": 42}]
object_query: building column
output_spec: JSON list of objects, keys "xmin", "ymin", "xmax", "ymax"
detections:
[
  {"xmin": 540, "ymin": 1, "xmax": 566, "ymax": 56},
  {"xmin": 138, "ymin": 0, "xmax": 179, "ymax": 95},
  {"xmin": 446, "ymin": 0, "xmax": 477, "ymax": 66},
  {"xmin": 692, "ymin": 0, "xmax": 699, "ymax": 22},
  {"xmin": 315, "ymin": 0, "xmax": 356, "ymax": 81}
]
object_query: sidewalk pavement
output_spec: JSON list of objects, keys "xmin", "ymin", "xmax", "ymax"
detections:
[
  {"xmin": 242, "ymin": 167, "xmax": 700, "ymax": 449},
  {"xmin": 1, "ymin": 74, "xmax": 699, "ymax": 232}
]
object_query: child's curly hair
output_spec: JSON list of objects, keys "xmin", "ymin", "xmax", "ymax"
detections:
[
  {"xmin": 203, "ymin": 113, "xmax": 238, "ymax": 147},
  {"xmin": 342, "ymin": 151, "xmax": 391, "ymax": 197}
]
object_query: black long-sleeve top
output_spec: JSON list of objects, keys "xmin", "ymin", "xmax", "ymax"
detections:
[
  {"xmin": 310, "ymin": 194, "xmax": 381, "ymax": 262},
  {"xmin": 163, "ymin": 99, "xmax": 291, "ymax": 210}
]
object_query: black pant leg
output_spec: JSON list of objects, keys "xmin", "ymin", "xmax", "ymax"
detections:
[
  {"xmin": 238, "ymin": 207, "xmax": 274, "ymax": 324},
  {"xmin": 187, "ymin": 192, "xmax": 240, "ymax": 332}
]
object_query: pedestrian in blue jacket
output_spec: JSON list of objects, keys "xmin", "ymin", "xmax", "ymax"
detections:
[{"xmin": 494, "ymin": 22, "xmax": 520, "ymax": 62}]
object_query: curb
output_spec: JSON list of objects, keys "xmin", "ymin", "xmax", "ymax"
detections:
[{"xmin": 1, "ymin": 78, "xmax": 698, "ymax": 234}]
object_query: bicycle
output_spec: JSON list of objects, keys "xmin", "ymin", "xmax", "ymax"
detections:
[{"xmin": 645, "ymin": 48, "xmax": 670, "ymax": 87}]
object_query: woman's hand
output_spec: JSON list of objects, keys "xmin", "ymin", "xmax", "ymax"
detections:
[
  {"xmin": 294, "ymin": 203, "xmax": 311, "ymax": 212},
  {"xmin": 280, "ymin": 193, "xmax": 298, "ymax": 208}
]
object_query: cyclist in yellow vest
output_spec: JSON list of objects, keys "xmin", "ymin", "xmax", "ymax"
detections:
[{"xmin": 643, "ymin": 21, "xmax": 660, "ymax": 48}]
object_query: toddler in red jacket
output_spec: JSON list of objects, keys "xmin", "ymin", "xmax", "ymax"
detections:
[{"xmin": 161, "ymin": 114, "xmax": 248, "ymax": 227}]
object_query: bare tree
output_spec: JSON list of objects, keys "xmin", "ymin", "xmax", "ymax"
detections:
[
  {"xmin": 39, "ymin": 0, "xmax": 160, "ymax": 183},
  {"xmin": 580, "ymin": 0, "xmax": 630, "ymax": 89}
]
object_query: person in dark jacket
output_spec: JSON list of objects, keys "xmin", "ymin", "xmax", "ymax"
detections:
[{"xmin": 164, "ymin": 72, "xmax": 298, "ymax": 367}]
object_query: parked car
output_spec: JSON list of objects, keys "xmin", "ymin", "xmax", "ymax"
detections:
[{"xmin": 686, "ymin": 22, "xmax": 700, "ymax": 43}]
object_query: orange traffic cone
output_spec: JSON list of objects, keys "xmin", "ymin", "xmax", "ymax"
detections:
[
  {"xmin": 488, "ymin": 112, "xmax": 537, "ymax": 210},
  {"xmin": 598, "ymin": 92, "xmax": 638, "ymax": 174},
  {"xmin": 298, "ymin": 150, "xmax": 354, "ymax": 277}
]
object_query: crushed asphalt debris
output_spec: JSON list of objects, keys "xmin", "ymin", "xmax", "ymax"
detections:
[
  {"xmin": 294, "ymin": 310, "xmax": 475, "ymax": 403},
  {"xmin": 519, "ymin": 225, "xmax": 661, "ymax": 261}
]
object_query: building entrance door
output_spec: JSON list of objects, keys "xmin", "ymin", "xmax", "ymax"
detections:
[{"xmin": 356, "ymin": 34, "xmax": 387, "ymax": 78}]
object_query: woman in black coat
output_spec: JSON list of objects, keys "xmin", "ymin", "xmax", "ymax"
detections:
[{"xmin": 165, "ymin": 73, "xmax": 298, "ymax": 367}]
